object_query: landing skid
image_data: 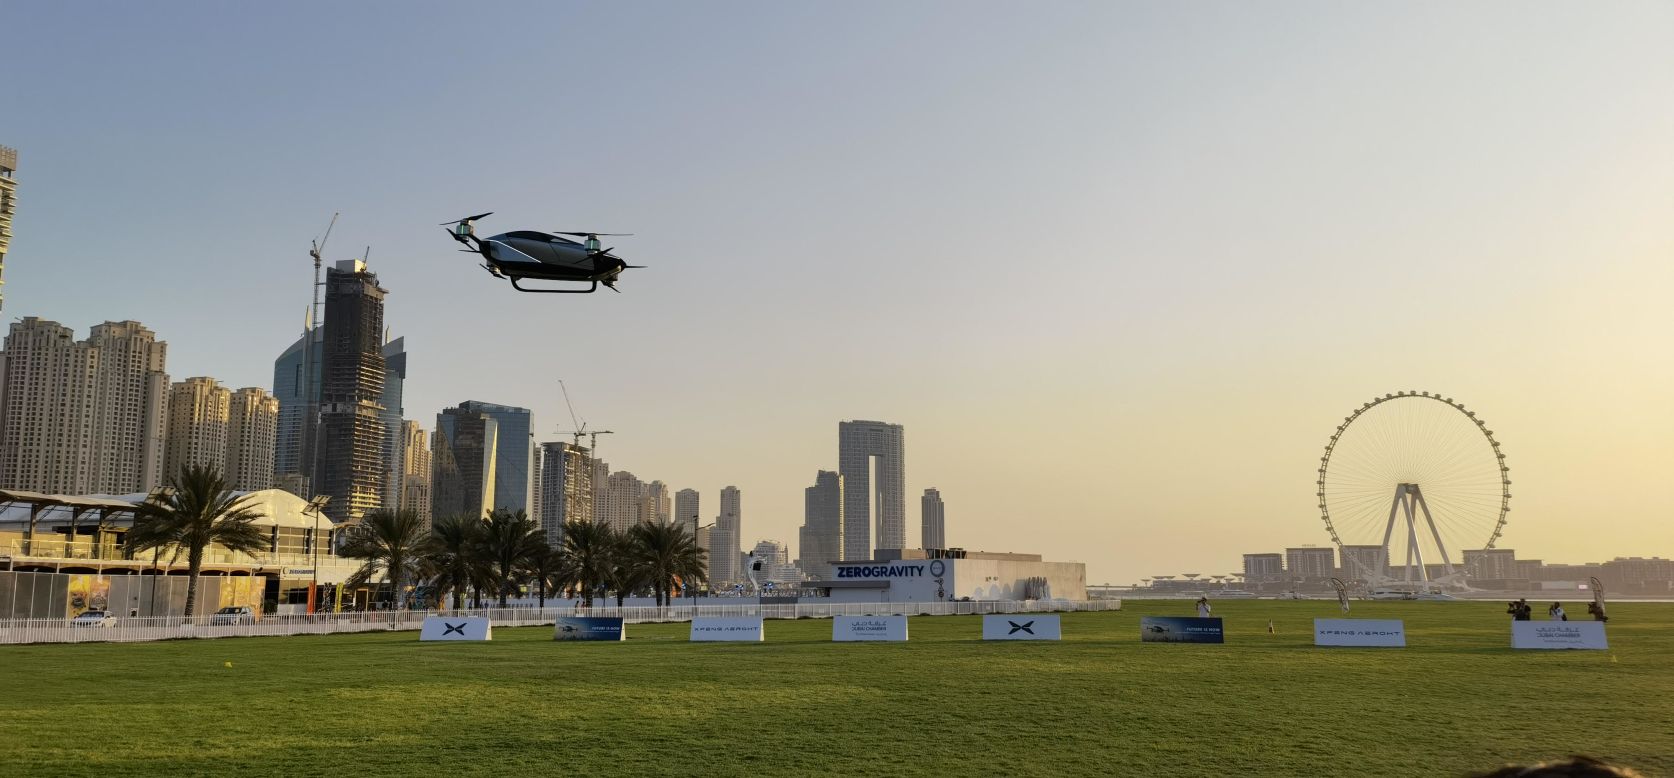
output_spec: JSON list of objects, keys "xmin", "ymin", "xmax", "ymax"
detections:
[{"xmin": 510, "ymin": 277, "xmax": 599, "ymax": 294}]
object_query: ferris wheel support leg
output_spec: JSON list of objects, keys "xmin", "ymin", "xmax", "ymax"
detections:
[
  {"xmin": 1380, "ymin": 488, "xmax": 1404, "ymax": 585},
  {"xmin": 1403, "ymin": 487, "xmax": 1431, "ymax": 590},
  {"xmin": 1412, "ymin": 486, "xmax": 1456, "ymax": 580}
]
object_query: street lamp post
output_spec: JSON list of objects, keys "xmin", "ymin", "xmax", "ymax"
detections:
[{"xmin": 304, "ymin": 495, "xmax": 332, "ymax": 615}]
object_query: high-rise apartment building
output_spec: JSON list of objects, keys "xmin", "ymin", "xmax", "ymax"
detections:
[
  {"xmin": 226, "ymin": 387, "xmax": 279, "ymax": 491},
  {"xmin": 398, "ymin": 420, "xmax": 432, "ymax": 528},
  {"xmin": 432, "ymin": 407, "xmax": 497, "ymax": 520},
  {"xmin": 537, "ymin": 441, "xmax": 593, "ymax": 547},
  {"xmin": 456, "ymin": 400, "xmax": 531, "ymax": 514},
  {"xmin": 1285, "ymin": 547, "xmax": 1336, "ymax": 580},
  {"xmin": 315, "ymin": 260, "xmax": 388, "ymax": 522},
  {"xmin": 645, "ymin": 480, "xmax": 671, "ymax": 524},
  {"xmin": 712, "ymin": 486, "xmax": 742, "ymax": 585},
  {"xmin": 0, "ymin": 145, "xmax": 16, "ymax": 310},
  {"xmin": 674, "ymin": 488, "xmax": 699, "ymax": 537},
  {"xmin": 838, "ymin": 420, "xmax": 905, "ymax": 560},
  {"xmin": 379, "ymin": 336, "xmax": 407, "ymax": 510},
  {"xmin": 601, "ymin": 470, "xmax": 647, "ymax": 532},
  {"xmin": 163, "ymin": 377, "xmax": 231, "ymax": 483},
  {"xmin": 1338, "ymin": 544, "xmax": 1388, "ymax": 581},
  {"xmin": 799, "ymin": 470, "xmax": 843, "ymax": 580},
  {"xmin": 0, "ymin": 318, "xmax": 168, "ymax": 495},
  {"xmin": 590, "ymin": 458, "xmax": 611, "ymax": 524},
  {"xmin": 271, "ymin": 324, "xmax": 322, "ymax": 495},
  {"xmin": 921, "ymin": 487, "xmax": 945, "ymax": 550}
]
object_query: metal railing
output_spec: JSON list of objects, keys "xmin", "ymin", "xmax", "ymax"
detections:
[{"xmin": 0, "ymin": 599, "xmax": 1121, "ymax": 645}]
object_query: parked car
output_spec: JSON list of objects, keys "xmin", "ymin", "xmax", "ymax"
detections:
[
  {"xmin": 70, "ymin": 610, "xmax": 117, "ymax": 628},
  {"xmin": 211, "ymin": 606, "xmax": 255, "ymax": 626}
]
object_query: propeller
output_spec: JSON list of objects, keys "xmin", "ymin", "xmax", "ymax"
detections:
[{"xmin": 441, "ymin": 212, "xmax": 494, "ymax": 226}]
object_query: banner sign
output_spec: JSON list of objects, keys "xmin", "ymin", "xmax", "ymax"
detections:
[
  {"xmin": 1140, "ymin": 616, "xmax": 1224, "ymax": 643},
  {"xmin": 553, "ymin": 616, "xmax": 625, "ymax": 641},
  {"xmin": 420, "ymin": 615, "xmax": 492, "ymax": 641},
  {"xmin": 833, "ymin": 615, "xmax": 908, "ymax": 642},
  {"xmin": 1314, "ymin": 619, "xmax": 1406, "ymax": 647},
  {"xmin": 982, "ymin": 614, "xmax": 1062, "ymax": 641},
  {"xmin": 690, "ymin": 617, "xmax": 765, "ymax": 642},
  {"xmin": 1512, "ymin": 621, "xmax": 1607, "ymax": 650}
]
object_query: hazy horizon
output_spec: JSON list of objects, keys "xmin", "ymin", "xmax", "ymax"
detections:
[{"xmin": 4, "ymin": 2, "xmax": 1671, "ymax": 583}]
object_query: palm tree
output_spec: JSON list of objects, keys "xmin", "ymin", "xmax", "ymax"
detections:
[
  {"xmin": 605, "ymin": 529, "xmax": 650, "ymax": 607},
  {"xmin": 338, "ymin": 509, "xmax": 430, "ymax": 610},
  {"xmin": 426, "ymin": 514, "xmax": 485, "ymax": 610},
  {"xmin": 128, "ymin": 464, "xmax": 269, "ymax": 618},
  {"xmin": 561, "ymin": 519, "xmax": 615, "ymax": 607},
  {"xmin": 477, "ymin": 509, "xmax": 543, "ymax": 607},
  {"xmin": 523, "ymin": 539, "xmax": 570, "ymax": 608},
  {"xmin": 629, "ymin": 520, "xmax": 707, "ymax": 607}
]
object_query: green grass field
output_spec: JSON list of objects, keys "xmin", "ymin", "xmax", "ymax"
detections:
[{"xmin": 2, "ymin": 600, "xmax": 1670, "ymax": 777}]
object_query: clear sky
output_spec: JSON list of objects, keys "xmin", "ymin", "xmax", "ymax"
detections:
[{"xmin": 4, "ymin": 2, "xmax": 1671, "ymax": 584}]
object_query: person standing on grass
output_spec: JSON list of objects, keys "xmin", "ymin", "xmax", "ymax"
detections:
[
  {"xmin": 1549, "ymin": 602, "xmax": 1567, "ymax": 621},
  {"xmin": 1195, "ymin": 597, "xmax": 1211, "ymax": 618}
]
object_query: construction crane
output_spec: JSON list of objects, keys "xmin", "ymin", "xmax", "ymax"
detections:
[
  {"xmin": 298, "ymin": 212, "xmax": 338, "ymax": 497},
  {"xmin": 555, "ymin": 380, "xmax": 614, "ymax": 459}
]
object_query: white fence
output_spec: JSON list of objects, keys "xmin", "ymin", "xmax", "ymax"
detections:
[{"xmin": 0, "ymin": 599, "xmax": 1120, "ymax": 645}]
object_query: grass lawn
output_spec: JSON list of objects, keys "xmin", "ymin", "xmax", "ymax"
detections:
[{"xmin": 2, "ymin": 600, "xmax": 1670, "ymax": 777}]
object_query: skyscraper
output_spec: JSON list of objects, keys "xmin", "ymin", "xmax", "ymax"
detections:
[
  {"xmin": 601, "ymin": 470, "xmax": 647, "ymax": 531},
  {"xmin": 432, "ymin": 407, "xmax": 497, "ymax": 520},
  {"xmin": 315, "ymin": 260, "xmax": 388, "ymax": 522},
  {"xmin": 0, "ymin": 145, "xmax": 16, "ymax": 310},
  {"xmin": 921, "ymin": 487, "xmax": 945, "ymax": 550},
  {"xmin": 538, "ymin": 441, "xmax": 593, "ymax": 547},
  {"xmin": 398, "ymin": 420, "xmax": 432, "ymax": 528},
  {"xmin": 226, "ymin": 387, "xmax": 279, "ymax": 491},
  {"xmin": 712, "ymin": 486, "xmax": 742, "ymax": 585},
  {"xmin": 271, "ymin": 323, "xmax": 322, "ymax": 495},
  {"xmin": 645, "ymin": 480, "xmax": 671, "ymax": 524},
  {"xmin": 837, "ymin": 420, "xmax": 905, "ymax": 560},
  {"xmin": 380, "ymin": 336, "xmax": 407, "ymax": 511},
  {"xmin": 0, "ymin": 319, "xmax": 169, "ymax": 495},
  {"xmin": 674, "ymin": 488, "xmax": 700, "ymax": 537},
  {"xmin": 456, "ymin": 400, "xmax": 532, "ymax": 514},
  {"xmin": 799, "ymin": 470, "xmax": 844, "ymax": 580},
  {"xmin": 163, "ymin": 377, "xmax": 232, "ymax": 483}
]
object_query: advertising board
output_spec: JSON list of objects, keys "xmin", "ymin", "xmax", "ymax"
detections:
[
  {"xmin": 1511, "ymin": 621, "xmax": 1607, "ymax": 650},
  {"xmin": 832, "ymin": 615, "xmax": 908, "ymax": 642},
  {"xmin": 553, "ymin": 616, "xmax": 626, "ymax": 641},
  {"xmin": 1140, "ymin": 616, "xmax": 1224, "ymax": 643},
  {"xmin": 419, "ymin": 615, "xmax": 492, "ymax": 641},
  {"xmin": 690, "ymin": 617, "xmax": 765, "ymax": 642},
  {"xmin": 982, "ymin": 614, "xmax": 1062, "ymax": 641},
  {"xmin": 1313, "ymin": 618, "xmax": 1406, "ymax": 647}
]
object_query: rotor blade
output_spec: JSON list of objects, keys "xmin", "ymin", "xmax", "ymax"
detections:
[
  {"xmin": 440, "ymin": 211, "xmax": 494, "ymax": 225},
  {"xmin": 552, "ymin": 231, "xmax": 633, "ymax": 237}
]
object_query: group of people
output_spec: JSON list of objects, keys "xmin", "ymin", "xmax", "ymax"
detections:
[{"xmin": 1504, "ymin": 598, "xmax": 1608, "ymax": 622}]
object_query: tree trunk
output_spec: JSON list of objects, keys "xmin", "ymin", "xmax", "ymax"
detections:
[
  {"xmin": 498, "ymin": 566, "xmax": 510, "ymax": 607},
  {"xmin": 183, "ymin": 547, "xmax": 204, "ymax": 618},
  {"xmin": 537, "ymin": 578, "xmax": 547, "ymax": 608}
]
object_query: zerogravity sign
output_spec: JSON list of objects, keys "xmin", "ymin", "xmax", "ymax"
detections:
[
  {"xmin": 833, "ymin": 615, "xmax": 908, "ymax": 642},
  {"xmin": 982, "ymin": 614, "xmax": 1061, "ymax": 640},
  {"xmin": 1140, "ymin": 616, "xmax": 1224, "ymax": 643},
  {"xmin": 690, "ymin": 617, "xmax": 765, "ymax": 642},
  {"xmin": 1511, "ymin": 621, "xmax": 1607, "ymax": 650},
  {"xmin": 420, "ymin": 615, "xmax": 492, "ymax": 641},
  {"xmin": 553, "ymin": 616, "xmax": 625, "ymax": 641},
  {"xmin": 1313, "ymin": 618, "xmax": 1406, "ymax": 647}
]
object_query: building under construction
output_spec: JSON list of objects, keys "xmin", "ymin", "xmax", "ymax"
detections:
[{"xmin": 314, "ymin": 260, "xmax": 387, "ymax": 523}]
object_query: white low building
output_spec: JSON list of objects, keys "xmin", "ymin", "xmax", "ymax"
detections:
[{"xmin": 811, "ymin": 549, "xmax": 1086, "ymax": 604}]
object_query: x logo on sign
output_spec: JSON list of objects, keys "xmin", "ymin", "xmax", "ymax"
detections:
[
  {"xmin": 443, "ymin": 622, "xmax": 467, "ymax": 636},
  {"xmin": 1008, "ymin": 621, "xmax": 1035, "ymax": 635}
]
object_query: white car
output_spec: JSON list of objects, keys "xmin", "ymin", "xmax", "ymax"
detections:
[
  {"xmin": 211, "ymin": 606, "xmax": 255, "ymax": 626},
  {"xmin": 70, "ymin": 610, "xmax": 117, "ymax": 628}
]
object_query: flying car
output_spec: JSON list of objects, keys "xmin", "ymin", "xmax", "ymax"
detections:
[{"xmin": 443, "ymin": 212, "xmax": 643, "ymax": 293}]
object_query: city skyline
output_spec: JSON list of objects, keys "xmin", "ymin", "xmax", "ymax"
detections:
[{"xmin": 2, "ymin": 4, "xmax": 1670, "ymax": 581}]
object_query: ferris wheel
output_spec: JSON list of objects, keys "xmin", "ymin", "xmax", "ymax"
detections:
[{"xmin": 1316, "ymin": 391, "xmax": 1510, "ymax": 590}]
